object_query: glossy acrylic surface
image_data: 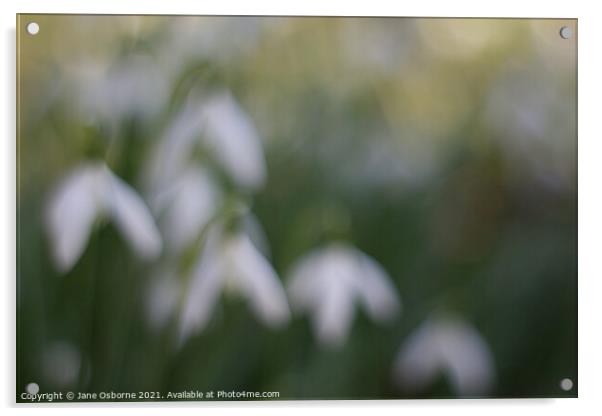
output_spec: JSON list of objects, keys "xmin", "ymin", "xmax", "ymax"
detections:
[{"xmin": 17, "ymin": 15, "xmax": 577, "ymax": 401}]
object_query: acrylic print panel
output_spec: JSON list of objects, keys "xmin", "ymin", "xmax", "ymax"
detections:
[{"xmin": 16, "ymin": 15, "xmax": 577, "ymax": 402}]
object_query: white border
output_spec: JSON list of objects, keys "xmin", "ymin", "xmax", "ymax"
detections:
[{"xmin": 3, "ymin": 0, "xmax": 601, "ymax": 414}]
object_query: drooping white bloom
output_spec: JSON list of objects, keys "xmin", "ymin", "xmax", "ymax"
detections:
[
  {"xmin": 178, "ymin": 224, "xmax": 290, "ymax": 344},
  {"xmin": 144, "ymin": 213, "xmax": 279, "ymax": 337},
  {"xmin": 242, "ymin": 212, "xmax": 271, "ymax": 259},
  {"xmin": 151, "ymin": 166, "xmax": 221, "ymax": 254},
  {"xmin": 146, "ymin": 89, "xmax": 266, "ymax": 192},
  {"xmin": 67, "ymin": 53, "xmax": 168, "ymax": 126},
  {"xmin": 393, "ymin": 315, "xmax": 495, "ymax": 396},
  {"xmin": 145, "ymin": 98, "xmax": 205, "ymax": 191},
  {"xmin": 46, "ymin": 161, "xmax": 162, "ymax": 272},
  {"xmin": 199, "ymin": 91, "xmax": 267, "ymax": 189},
  {"xmin": 287, "ymin": 243, "xmax": 401, "ymax": 347}
]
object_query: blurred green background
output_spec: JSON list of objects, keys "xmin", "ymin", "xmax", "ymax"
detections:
[{"xmin": 17, "ymin": 16, "xmax": 577, "ymax": 400}]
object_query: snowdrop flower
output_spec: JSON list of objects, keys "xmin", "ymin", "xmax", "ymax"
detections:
[
  {"xmin": 46, "ymin": 161, "xmax": 162, "ymax": 272},
  {"xmin": 242, "ymin": 212, "xmax": 271, "ymax": 259},
  {"xmin": 146, "ymin": 89, "xmax": 266, "ymax": 192},
  {"xmin": 145, "ymin": 98, "xmax": 205, "ymax": 190},
  {"xmin": 199, "ymin": 91, "xmax": 267, "ymax": 189},
  {"xmin": 144, "ymin": 211, "xmax": 275, "ymax": 333},
  {"xmin": 393, "ymin": 315, "xmax": 495, "ymax": 396},
  {"xmin": 178, "ymin": 224, "xmax": 290, "ymax": 344},
  {"xmin": 151, "ymin": 166, "xmax": 221, "ymax": 254},
  {"xmin": 67, "ymin": 53, "xmax": 168, "ymax": 126},
  {"xmin": 287, "ymin": 243, "xmax": 401, "ymax": 347}
]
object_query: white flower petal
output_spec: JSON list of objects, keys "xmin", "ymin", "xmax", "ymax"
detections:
[
  {"xmin": 161, "ymin": 167, "xmax": 220, "ymax": 253},
  {"xmin": 243, "ymin": 212, "xmax": 271, "ymax": 258},
  {"xmin": 310, "ymin": 247, "xmax": 360, "ymax": 345},
  {"xmin": 287, "ymin": 243, "xmax": 401, "ymax": 347},
  {"xmin": 106, "ymin": 169, "xmax": 162, "ymax": 259},
  {"xmin": 45, "ymin": 165, "xmax": 104, "ymax": 272},
  {"xmin": 227, "ymin": 234, "xmax": 290, "ymax": 327},
  {"xmin": 436, "ymin": 319, "xmax": 495, "ymax": 396},
  {"xmin": 313, "ymin": 277, "xmax": 356, "ymax": 347},
  {"xmin": 200, "ymin": 91, "xmax": 267, "ymax": 189},
  {"xmin": 393, "ymin": 320, "xmax": 442, "ymax": 393},
  {"xmin": 287, "ymin": 250, "xmax": 322, "ymax": 313},
  {"xmin": 107, "ymin": 54, "xmax": 168, "ymax": 121},
  {"xmin": 176, "ymin": 221, "xmax": 292, "ymax": 343},
  {"xmin": 145, "ymin": 89, "xmax": 266, "ymax": 193},
  {"xmin": 145, "ymin": 96, "xmax": 205, "ymax": 191},
  {"xmin": 355, "ymin": 250, "xmax": 401, "ymax": 321},
  {"xmin": 178, "ymin": 226, "xmax": 224, "ymax": 344},
  {"xmin": 70, "ymin": 54, "xmax": 167, "ymax": 125},
  {"xmin": 393, "ymin": 317, "xmax": 495, "ymax": 396}
]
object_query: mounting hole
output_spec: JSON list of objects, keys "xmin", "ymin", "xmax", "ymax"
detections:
[
  {"xmin": 559, "ymin": 26, "xmax": 572, "ymax": 40},
  {"xmin": 25, "ymin": 382, "xmax": 39, "ymax": 395},
  {"xmin": 26, "ymin": 22, "xmax": 40, "ymax": 35},
  {"xmin": 560, "ymin": 378, "xmax": 573, "ymax": 391}
]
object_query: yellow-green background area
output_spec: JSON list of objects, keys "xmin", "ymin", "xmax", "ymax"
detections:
[{"xmin": 17, "ymin": 15, "xmax": 577, "ymax": 400}]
